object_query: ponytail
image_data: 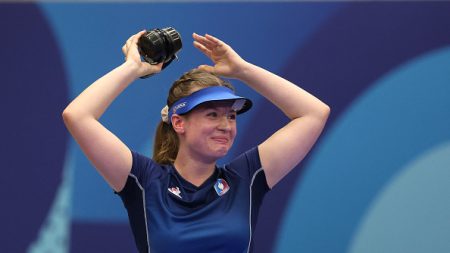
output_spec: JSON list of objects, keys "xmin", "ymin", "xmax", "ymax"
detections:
[{"xmin": 153, "ymin": 121, "xmax": 179, "ymax": 164}]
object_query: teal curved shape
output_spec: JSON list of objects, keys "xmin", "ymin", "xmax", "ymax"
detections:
[
  {"xmin": 348, "ymin": 141, "xmax": 450, "ymax": 253},
  {"xmin": 275, "ymin": 46, "xmax": 450, "ymax": 253}
]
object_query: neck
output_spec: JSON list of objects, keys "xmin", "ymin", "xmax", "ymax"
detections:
[{"xmin": 174, "ymin": 149, "xmax": 216, "ymax": 187}]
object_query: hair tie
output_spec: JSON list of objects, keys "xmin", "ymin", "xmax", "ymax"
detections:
[{"xmin": 161, "ymin": 105, "xmax": 169, "ymax": 124}]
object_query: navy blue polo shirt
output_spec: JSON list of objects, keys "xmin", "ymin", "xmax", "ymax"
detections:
[{"xmin": 117, "ymin": 147, "xmax": 270, "ymax": 253}]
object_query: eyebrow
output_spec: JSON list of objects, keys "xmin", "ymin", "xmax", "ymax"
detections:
[{"xmin": 198, "ymin": 101, "xmax": 236, "ymax": 110}]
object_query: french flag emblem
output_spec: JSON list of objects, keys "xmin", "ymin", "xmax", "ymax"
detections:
[{"xmin": 214, "ymin": 178, "xmax": 230, "ymax": 196}]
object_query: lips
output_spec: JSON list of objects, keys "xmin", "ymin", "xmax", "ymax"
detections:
[{"xmin": 211, "ymin": 136, "xmax": 230, "ymax": 144}]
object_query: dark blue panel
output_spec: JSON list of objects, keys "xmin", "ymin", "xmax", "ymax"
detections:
[
  {"xmin": 0, "ymin": 3, "xmax": 69, "ymax": 252},
  {"xmin": 70, "ymin": 222, "xmax": 137, "ymax": 253},
  {"xmin": 244, "ymin": 2, "xmax": 450, "ymax": 253}
]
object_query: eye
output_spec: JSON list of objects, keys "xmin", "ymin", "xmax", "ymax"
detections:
[
  {"xmin": 227, "ymin": 112, "xmax": 237, "ymax": 120},
  {"xmin": 207, "ymin": 111, "xmax": 218, "ymax": 118}
]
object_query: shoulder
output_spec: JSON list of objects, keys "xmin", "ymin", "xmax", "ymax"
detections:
[
  {"xmin": 129, "ymin": 150, "xmax": 168, "ymax": 182},
  {"xmin": 117, "ymin": 150, "xmax": 169, "ymax": 196},
  {"xmin": 224, "ymin": 147, "xmax": 262, "ymax": 179},
  {"xmin": 228, "ymin": 147, "xmax": 261, "ymax": 168}
]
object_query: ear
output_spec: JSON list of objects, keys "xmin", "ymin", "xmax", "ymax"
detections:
[{"xmin": 171, "ymin": 114, "xmax": 185, "ymax": 134}]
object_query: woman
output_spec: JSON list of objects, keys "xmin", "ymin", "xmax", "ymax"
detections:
[{"xmin": 62, "ymin": 30, "xmax": 330, "ymax": 253}]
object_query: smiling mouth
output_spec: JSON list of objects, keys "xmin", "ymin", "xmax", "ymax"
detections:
[{"xmin": 211, "ymin": 137, "xmax": 229, "ymax": 144}]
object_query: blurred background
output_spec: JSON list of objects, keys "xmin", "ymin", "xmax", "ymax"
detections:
[{"xmin": 1, "ymin": 1, "xmax": 450, "ymax": 252}]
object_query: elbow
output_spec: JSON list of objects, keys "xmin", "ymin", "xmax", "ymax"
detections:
[
  {"xmin": 316, "ymin": 103, "xmax": 331, "ymax": 122},
  {"xmin": 323, "ymin": 104, "xmax": 331, "ymax": 119},
  {"xmin": 61, "ymin": 107, "xmax": 73, "ymax": 126},
  {"xmin": 61, "ymin": 107, "xmax": 69, "ymax": 119},
  {"xmin": 62, "ymin": 106, "xmax": 97, "ymax": 129},
  {"xmin": 61, "ymin": 106, "xmax": 80, "ymax": 126}
]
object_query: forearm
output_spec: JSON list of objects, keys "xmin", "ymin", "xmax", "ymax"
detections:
[
  {"xmin": 60, "ymin": 31, "xmax": 158, "ymax": 192},
  {"xmin": 236, "ymin": 62, "xmax": 330, "ymax": 120},
  {"xmin": 240, "ymin": 62, "xmax": 330, "ymax": 188},
  {"xmin": 63, "ymin": 61, "xmax": 140, "ymax": 121}
]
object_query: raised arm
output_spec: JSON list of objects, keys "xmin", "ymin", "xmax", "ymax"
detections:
[
  {"xmin": 62, "ymin": 31, "xmax": 162, "ymax": 192},
  {"xmin": 193, "ymin": 33, "xmax": 330, "ymax": 189}
]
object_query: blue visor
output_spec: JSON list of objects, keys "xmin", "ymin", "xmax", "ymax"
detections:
[{"xmin": 168, "ymin": 86, "xmax": 252, "ymax": 124}]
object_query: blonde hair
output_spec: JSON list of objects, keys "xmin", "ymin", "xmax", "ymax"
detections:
[{"xmin": 153, "ymin": 69, "xmax": 234, "ymax": 164}]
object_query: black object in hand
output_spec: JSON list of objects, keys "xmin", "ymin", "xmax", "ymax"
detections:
[{"xmin": 138, "ymin": 27, "xmax": 182, "ymax": 74}]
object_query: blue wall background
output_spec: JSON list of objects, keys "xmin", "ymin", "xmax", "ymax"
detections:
[{"xmin": 1, "ymin": 2, "xmax": 449, "ymax": 253}]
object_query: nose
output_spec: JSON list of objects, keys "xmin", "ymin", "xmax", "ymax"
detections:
[{"xmin": 217, "ymin": 116, "xmax": 232, "ymax": 131}]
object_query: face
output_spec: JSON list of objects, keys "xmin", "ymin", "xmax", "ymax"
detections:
[{"xmin": 175, "ymin": 101, "xmax": 237, "ymax": 163}]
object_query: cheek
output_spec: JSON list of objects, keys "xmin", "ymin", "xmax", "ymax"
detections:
[
  {"xmin": 188, "ymin": 124, "xmax": 212, "ymax": 139},
  {"xmin": 228, "ymin": 126, "xmax": 237, "ymax": 143},
  {"xmin": 232, "ymin": 122, "xmax": 237, "ymax": 135}
]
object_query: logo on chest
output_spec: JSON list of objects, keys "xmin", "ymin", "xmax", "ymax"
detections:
[
  {"xmin": 168, "ymin": 186, "xmax": 182, "ymax": 199},
  {"xmin": 214, "ymin": 178, "xmax": 230, "ymax": 196}
]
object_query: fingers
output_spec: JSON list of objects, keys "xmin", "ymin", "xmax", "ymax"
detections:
[
  {"xmin": 193, "ymin": 32, "xmax": 222, "ymax": 50},
  {"xmin": 197, "ymin": 64, "xmax": 215, "ymax": 73},
  {"xmin": 122, "ymin": 30, "xmax": 147, "ymax": 57},
  {"xmin": 193, "ymin": 40, "xmax": 212, "ymax": 58},
  {"xmin": 204, "ymin": 34, "xmax": 223, "ymax": 45},
  {"xmin": 131, "ymin": 30, "xmax": 147, "ymax": 44},
  {"xmin": 123, "ymin": 33, "xmax": 136, "ymax": 52}
]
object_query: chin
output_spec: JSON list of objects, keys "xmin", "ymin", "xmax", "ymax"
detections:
[
  {"xmin": 215, "ymin": 149, "xmax": 229, "ymax": 157},
  {"xmin": 212, "ymin": 147, "xmax": 230, "ymax": 158},
  {"xmin": 205, "ymin": 142, "xmax": 234, "ymax": 160}
]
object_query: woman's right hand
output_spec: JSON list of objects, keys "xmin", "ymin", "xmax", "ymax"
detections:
[{"xmin": 122, "ymin": 30, "xmax": 163, "ymax": 78}]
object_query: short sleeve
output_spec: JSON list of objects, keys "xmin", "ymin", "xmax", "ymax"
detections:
[
  {"xmin": 227, "ymin": 146, "xmax": 262, "ymax": 179},
  {"xmin": 115, "ymin": 150, "xmax": 156, "ymax": 253},
  {"xmin": 227, "ymin": 147, "xmax": 270, "ymax": 192},
  {"xmin": 227, "ymin": 146, "xmax": 270, "ymax": 235},
  {"xmin": 130, "ymin": 151, "xmax": 153, "ymax": 182},
  {"xmin": 116, "ymin": 150, "xmax": 157, "ymax": 198}
]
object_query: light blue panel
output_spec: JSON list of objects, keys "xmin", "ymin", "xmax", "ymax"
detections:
[
  {"xmin": 275, "ymin": 46, "xmax": 450, "ymax": 253},
  {"xmin": 348, "ymin": 141, "xmax": 450, "ymax": 253},
  {"xmin": 38, "ymin": 3, "xmax": 340, "ymax": 221},
  {"xmin": 27, "ymin": 141, "xmax": 75, "ymax": 253}
]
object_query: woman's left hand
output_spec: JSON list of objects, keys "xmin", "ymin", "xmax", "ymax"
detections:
[{"xmin": 192, "ymin": 33, "xmax": 247, "ymax": 79}]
